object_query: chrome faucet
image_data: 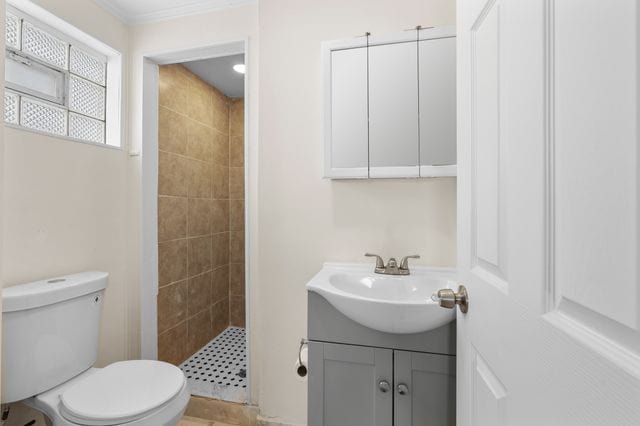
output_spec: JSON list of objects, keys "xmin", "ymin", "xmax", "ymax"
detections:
[{"xmin": 365, "ymin": 253, "xmax": 420, "ymax": 275}]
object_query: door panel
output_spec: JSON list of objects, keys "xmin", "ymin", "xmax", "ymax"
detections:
[
  {"xmin": 458, "ymin": 0, "xmax": 640, "ymax": 424},
  {"xmin": 394, "ymin": 351, "xmax": 455, "ymax": 426},
  {"xmin": 308, "ymin": 342, "xmax": 392, "ymax": 426},
  {"xmin": 368, "ymin": 41, "xmax": 419, "ymax": 176}
]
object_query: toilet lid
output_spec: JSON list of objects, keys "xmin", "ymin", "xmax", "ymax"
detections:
[{"xmin": 60, "ymin": 360, "xmax": 185, "ymax": 425}]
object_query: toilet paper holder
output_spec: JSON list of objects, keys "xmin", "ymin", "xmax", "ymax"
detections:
[{"xmin": 296, "ymin": 338, "xmax": 308, "ymax": 378}]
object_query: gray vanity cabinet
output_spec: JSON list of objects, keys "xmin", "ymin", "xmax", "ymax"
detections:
[
  {"xmin": 308, "ymin": 341, "xmax": 455, "ymax": 426},
  {"xmin": 394, "ymin": 351, "xmax": 456, "ymax": 426},
  {"xmin": 308, "ymin": 342, "xmax": 393, "ymax": 426}
]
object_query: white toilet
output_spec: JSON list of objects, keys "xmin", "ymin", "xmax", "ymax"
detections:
[{"xmin": 1, "ymin": 271, "xmax": 190, "ymax": 425}]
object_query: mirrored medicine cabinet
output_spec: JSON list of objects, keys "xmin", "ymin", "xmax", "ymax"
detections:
[{"xmin": 323, "ymin": 26, "xmax": 456, "ymax": 179}]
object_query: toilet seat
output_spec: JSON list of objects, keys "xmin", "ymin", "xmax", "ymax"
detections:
[
  {"xmin": 26, "ymin": 361, "xmax": 190, "ymax": 426},
  {"xmin": 59, "ymin": 360, "xmax": 186, "ymax": 425}
]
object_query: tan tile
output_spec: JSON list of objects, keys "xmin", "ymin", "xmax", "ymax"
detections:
[
  {"xmin": 212, "ymin": 199, "xmax": 230, "ymax": 233},
  {"xmin": 229, "ymin": 231, "xmax": 244, "ymax": 263},
  {"xmin": 188, "ymin": 198, "xmax": 213, "ymax": 237},
  {"xmin": 229, "ymin": 167, "xmax": 244, "ymax": 200},
  {"xmin": 212, "ymin": 232, "xmax": 230, "ymax": 268},
  {"xmin": 158, "ymin": 321, "xmax": 188, "ymax": 365},
  {"xmin": 229, "ymin": 296, "xmax": 245, "ymax": 327},
  {"xmin": 188, "ymin": 272, "xmax": 212, "ymax": 316},
  {"xmin": 212, "ymin": 265, "xmax": 229, "ymax": 304},
  {"xmin": 159, "ymin": 106, "xmax": 188, "ymax": 156},
  {"xmin": 213, "ymin": 165, "xmax": 229, "ymax": 199},
  {"xmin": 187, "ymin": 120, "xmax": 214, "ymax": 162},
  {"xmin": 229, "ymin": 200, "xmax": 244, "ymax": 232},
  {"xmin": 158, "ymin": 280, "xmax": 188, "ymax": 333},
  {"xmin": 212, "ymin": 130, "xmax": 229, "ymax": 166},
  {"xmin": 187, "ymin": 76, "xmax": 214, "ymax": 126},
  {"xmin": 229, "ymin": 263, "xmax": 245, "ymax": 297},
  {"xmin": 229, "ymin": 135, "xmax": 244, "ymax": 167},
  {"xmin": 159, "ymin": 151, "xmax": 189, "ymax": 197},
  {"xmin": 211, "ymin": 299, "xmax": 229, "ymax": 337},
  {"xmin": 179, "ymin": 416, "xmax": 213, "ymax": 426},
  {"xmin": 159, "ymin": 65, "xmax": 189, "ymax": 114},
  {"xmin": 229, "ymin": 98, "xmax": 244, "ymax": 137},
  {"xmin": 187, "ymin": 309, "xmax": 213, "ymax": 355},
  {"xmin": 159, "ymin": 239, "xmax": 188, "ymax": 286},
  {"xmin": 188, "ymin": 236, "xmax": 212, "ymax": 277},
  {"xmin": 186, "ymin": 397, "xmax": 257, "ymax": 424},
  {"xmin": 211, "ymin": 89, "xmax": 229, "ymax": 133},
  {"xmin": 158, "ymin": 196, "xmax": 187, "ymax": 242},
  {"xmin": 187, "ymin": 159, "xmax": 212, "ymax": 198}
]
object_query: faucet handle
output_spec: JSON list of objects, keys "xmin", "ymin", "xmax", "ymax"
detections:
[
  {"xmin": 399, "ymin": 255, "xmax": 420, "ymax": 270},
  {"xmin": 364, "ymin": 253, "xmax": 385, "ymax": 269}
]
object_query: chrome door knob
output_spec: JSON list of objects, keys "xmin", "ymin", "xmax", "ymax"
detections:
[
  {"xmin": 397, "ymin": 383, "xmax": 409, "ymax": 395},
  {"xmin": 432, "ymin": 285, "xmax": 469, "ymax": 313},
  {"xmin": 378, "ymin": 380, "xmax": 391, "ymax": 393}
]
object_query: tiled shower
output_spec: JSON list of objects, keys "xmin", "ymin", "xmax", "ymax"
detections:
[{"xmin": 156, "ymin": 63, "xmax": 245, "ymax": 401}]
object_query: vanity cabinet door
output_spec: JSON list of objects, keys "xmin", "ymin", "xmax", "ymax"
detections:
[
  {"xmin": 419, "ymin": 37, "xmax": 457, "ymax": 176},
  {"xmin": 308, "ymin": 341, "xmax": 393, "ymax": 426},
  {"xmin": 368, "ymin": 41, "xmax": 420, "ymax": 178},
  {"xmin": 326, "ymin": 47, "xmax": 369, "ymax": 178},
  {"xmin": 394, "ymin": 351, "xmax": 456, "ymax": 426}
]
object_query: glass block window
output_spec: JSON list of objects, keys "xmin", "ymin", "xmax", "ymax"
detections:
[{"xmin": 4, "ymin": 7, "xmax": 111, "ymax": 146}]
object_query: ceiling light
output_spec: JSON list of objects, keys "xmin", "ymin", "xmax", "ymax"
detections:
[{"xmin": 233, "ymin": 64, "xmax": 246, "ymax": 74}]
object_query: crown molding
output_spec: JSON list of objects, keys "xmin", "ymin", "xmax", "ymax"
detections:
[{"xmin": 92, "ymin": 0, "xmax": 256, "ymax": 25}]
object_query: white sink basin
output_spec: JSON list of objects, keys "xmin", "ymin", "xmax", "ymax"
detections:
[{"xmin": 306, "ymin": 263, "xmax": 457, "ymax": 334}]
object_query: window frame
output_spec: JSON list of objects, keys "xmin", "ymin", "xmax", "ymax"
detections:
[{"xmin": 4, "ymin": 2, "xmax": 123, "ymax": 148}]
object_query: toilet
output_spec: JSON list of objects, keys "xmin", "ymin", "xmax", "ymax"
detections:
[{"xmin": 1, "ymin": 271, "xmax": 190, "ymax": 426}]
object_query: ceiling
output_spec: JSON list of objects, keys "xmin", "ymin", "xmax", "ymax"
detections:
[
  {"xmin": 93, "ymin": 0, "xmax": 255, "ymax": 23},
  {"xmin": 183, "ymin": 54, "xmax": 245, "ymax": 98}
]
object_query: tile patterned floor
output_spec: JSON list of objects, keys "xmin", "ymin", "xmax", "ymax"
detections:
[{"xmin": 180, "ymin": 327, "xmax": 247, "ymax": 403}]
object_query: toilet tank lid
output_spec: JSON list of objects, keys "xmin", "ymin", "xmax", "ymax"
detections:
[{"xmin": 2, "ymin": 271, "xmax": 108, "ymax": 313}]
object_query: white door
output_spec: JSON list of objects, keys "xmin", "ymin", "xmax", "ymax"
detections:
[{"xmin": 457, "ymin": 0, "xmax": 640, "ymax": 425}]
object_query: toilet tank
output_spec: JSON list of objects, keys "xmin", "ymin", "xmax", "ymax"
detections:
[{"xmin": 1, "ymin": 271, "xmax": 107, "ymax": 403}]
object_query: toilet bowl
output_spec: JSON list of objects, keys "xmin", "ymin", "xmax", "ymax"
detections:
[
  {"xmin": 26, "ymin": 361, "xmax": 190, "ymax": 426},
  {"xmin": 1, "ymin": 272, "xmax": 190, "ymax": 426}
]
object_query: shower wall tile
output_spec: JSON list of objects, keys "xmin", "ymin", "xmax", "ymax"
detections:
[
  {"xmin": 158, "ymin": 196, "xmax": 187, "ymax": 242},
  {"xmin": 158, "ymin": 239, "xmax": 188, "ymax": 287},
  {"xmin": 157, "ymin": 280, "xmax": 188, "ymax": 333},
  {"xmin": 211, "ymin": 299, "xmax": 230, "ymax": 337},
  {"xmin": 212, "ymin": 232, "xmax": 230, "ymax": 268},
  {"xmin": 187, "ymin": 121, "xmax": 214, "ymax": 162},
  {"xmin": 188, "ymin": 272, "xmax": 212, "ymax": 316},
  {"xmin": 158, "ymin": 321, "xmax": 188, "ymax": 365},
  {"xmin": 159, "ymin": 151, "xmax": 189, "ymax": 197},
  {"xmin": 158, "ymin": 106, "xmax": 187, "ymax": 155},
  {"xmin": 229, "ymin": 263, "xmax": 245, "ymax": 296},
  {"xmin": 229, "ymin": 200, "xmax": 244, "ymax": 231},
  {"xmin": 212, "ymin": 265, "xmax": 230, "ymax": 304},
  {"xmin": 159, "ymin": 64, "xmax": 242, "ymax": 365},
  {"xmin": 187, "ymin": 308, "xmax": 213, "ymax": 355},
  {"xmin": 229, "ymin": 167, "xmax": 244, "ymax": 200},
  {"xmin": 187, "ymin": 160, "xmax": 212, "ymax": 198},
  {"xmin": 229, "ymin": 296, "xmax": 245, "ymax": 328},
  {"xmin": 229, "ymin": 231, "xmax": 244, "ymax": 263},
  {"xmin": 188, "ymin": 235, "xmax": 212, "ymax": 276},
  {"xmin": 188, "ymin": 198, "xmax": 213, "ymax": 237}
]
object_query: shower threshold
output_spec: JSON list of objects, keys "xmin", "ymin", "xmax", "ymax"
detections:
[{"xmin": 180, "ymin": 326, "xmax": 247, "ymax": 403}]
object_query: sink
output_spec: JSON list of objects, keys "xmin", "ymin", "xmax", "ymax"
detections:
[{"xmin": 306, "ymin": 263, "xmax": 457, "ymax": 334}]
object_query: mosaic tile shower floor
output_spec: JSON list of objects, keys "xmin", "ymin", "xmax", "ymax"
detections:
[{"xmin": 180, "ymin": 327, "xmax": 247, "ymax": 403}]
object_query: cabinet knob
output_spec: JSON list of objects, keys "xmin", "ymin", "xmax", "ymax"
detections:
[
  {"xmin": 397, "ymin": 383, "xmax": 409, "ymax": 395},
  {"xmin": 378, "ymin": 380, "xmax": 391, "ymax": 393}
]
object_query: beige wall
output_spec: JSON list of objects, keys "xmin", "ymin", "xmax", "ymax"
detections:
[
  {"xmin": 2, "ymin": 0, "xmax": 132, "ymax": 368},
  {"xmin": 256, "ymin": 0, "xmax": 456, "ymax": 423},
  {"xmin": 229, "ymin": 98, "xmax": 245, "ymax": 327}
]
